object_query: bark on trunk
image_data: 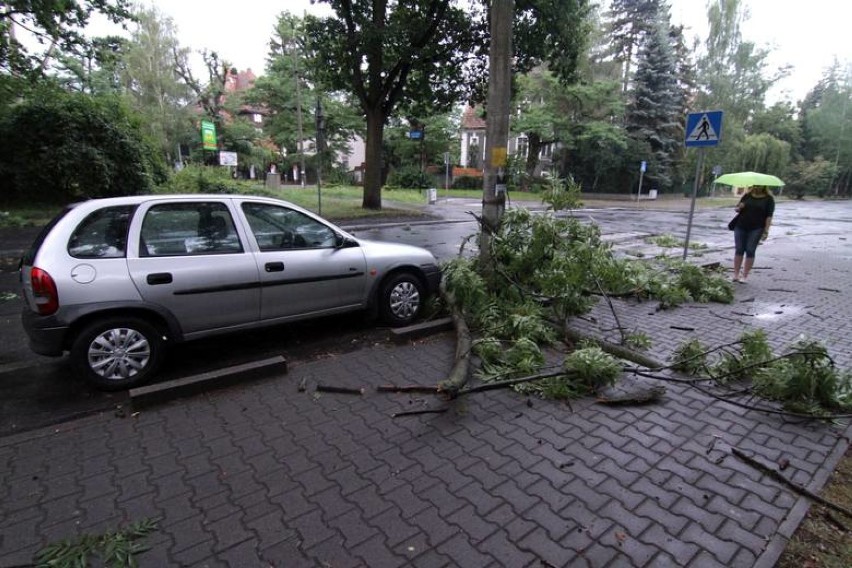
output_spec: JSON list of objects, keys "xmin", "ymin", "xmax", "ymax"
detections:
[
  {"xmin": 525, "ymin": 132, "xmax": 542, "ymax": 180},
  {"xmin": 363, "ymin": 108, "xmax": 384, "ymax": 210},
  {"xmin": 479, "ymin": 0, "xmax": 513, "ymax": 268}
]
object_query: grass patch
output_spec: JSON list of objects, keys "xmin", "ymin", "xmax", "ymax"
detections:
[
  {"xmin": 778, "ymin": 447, "xmax": 852, "ymax": 568},
  {"xmin": 0, "ymin": 207, "xmax": 62, "ymax": 228}
]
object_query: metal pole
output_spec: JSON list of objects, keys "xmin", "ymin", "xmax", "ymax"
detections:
[
  {"xmin": 635, "ymin": 170, "xmax": 645, "ymax": 202},
  {"xmin": 683, "ymin": 148, "xmax": 706, "ymax": 260},
  {"xmin": 445, "ymin": 152, "xmax": 450, "ymax": 190}
]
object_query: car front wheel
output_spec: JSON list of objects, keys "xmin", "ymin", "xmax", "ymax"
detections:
[
  {"xmin": 70, "ymin": 316, "xmax": 164, "ymax": 390},
  {"xmin": 380, "ymin": 272, "xmax": 425, "ymax": 326}
]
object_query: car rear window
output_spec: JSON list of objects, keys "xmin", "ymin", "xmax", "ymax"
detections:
[
  {"xmin": 22, "ymin": 206, "xmax": 75, "ymax": 265},
  {"xmin": 68, "ymin": 205, "xmax": 136, "ymax": 259}
]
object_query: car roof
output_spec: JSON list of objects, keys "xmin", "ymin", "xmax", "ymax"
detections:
[{"xmin": 70, "ymin": 194, "xmax": 298, "ymax": 207}]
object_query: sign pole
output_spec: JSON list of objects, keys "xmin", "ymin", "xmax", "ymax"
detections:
[
  {"xmin": 635, "ymin": 161, "xmax": 646, "ymax": 202},
  {"xmin": 682, "ymin": 148, "xmax": 705, "ymax": 260},
  {"xmin": 683, "ymin": 109, "xmax": 723, "ymax": 260}
]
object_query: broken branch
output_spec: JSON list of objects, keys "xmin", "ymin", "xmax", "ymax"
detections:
[
  {"xmin": 377, "ymin": 385, "xmax": 441, "ymax": 394},
  {"xmin": 315, "ymin": 384, "xmax": 364, "ymax": 395},
  {"xmin": 731, "ymin": 447, "xmax": 852, "ymax": 520},
  {"xmin": 391, "ymin": 408, "xmax": 448, "ymax": 418}
]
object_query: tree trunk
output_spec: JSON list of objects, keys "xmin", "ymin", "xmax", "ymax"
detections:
[
  {"xmin": 479, "ymin": 0, "xmax": 513, "ymax": 268},
  {"xmin": 525, "ymin": 132, "xmax": 542, "ymax": 180},
  {"xmin": 363, "ymin": 107, "xmax": 384, "ymax": 210}
]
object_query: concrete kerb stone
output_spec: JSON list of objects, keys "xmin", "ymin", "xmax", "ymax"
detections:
[{"xmin": 129, "ymin": 356, "xmax": 287, "ymax": 409}]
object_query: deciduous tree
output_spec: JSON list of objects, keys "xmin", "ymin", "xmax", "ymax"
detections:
[
  {"xmin": 0, "ymin": 0, "xmax": 133, "ymax": 79},
  {"xmin": 304, "ymin": 0, "xmax": 479, "ymax": 209}
]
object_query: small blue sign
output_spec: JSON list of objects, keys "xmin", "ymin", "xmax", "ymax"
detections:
[
  {"xmin": 685, "ymin": 110, "xmax": 723, "ymax": 147},
  {"xmin": 409, "ymin": 130, "xmax": 423, "ymax": 140},
  {"xmin": 640, "ymin": 160, "xmax": 647, "ymax": 173}
]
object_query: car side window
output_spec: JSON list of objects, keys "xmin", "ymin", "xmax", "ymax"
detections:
[
  {"xmin": 68, "ymin": 205, "xmax": 136, "ymax": 259},
  {"xmin": 140, "ymin": 202, "xmax": 243, "ymax": 257},
  {"xmin": 242, "ymin": 202, "xmax": 336, "ymax": 251}
]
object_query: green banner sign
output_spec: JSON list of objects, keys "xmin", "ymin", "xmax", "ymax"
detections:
[{"xmin": 201, "ymin": 120, "xmax": 217, "ymax": 150}]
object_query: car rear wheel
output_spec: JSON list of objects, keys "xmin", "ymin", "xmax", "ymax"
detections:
[
  {"xmin": 70, "ymin": 316, "xmax": 164, "ymax": 390},
  {"xmin": 380, "ymin": 272, "xmax": 424, "ymax": 326}
]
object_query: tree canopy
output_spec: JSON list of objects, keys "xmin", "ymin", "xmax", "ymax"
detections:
[
  {"xmin": 0, "ymin": 0, "xmax": 133, "ymax": 79},
  {"xmin": 0, "ymin": 87, "xmax": 165, "ymax": 204}
]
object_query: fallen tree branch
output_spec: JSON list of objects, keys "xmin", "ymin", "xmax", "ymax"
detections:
[
  {"xmin": 563, "ymin": 325, "xmax": 666, "ymax": 371},
  {"xmin": 592, "ymin": 273, "xmax": 627, "ymax": 345},
  {"xmin": 456, "ymin": 370, "xmax": 567, "ymax": 396},
  {"xmin": 316, "ymin": 384, "xmax": 364, "ymax": 395},
  {"xmin": 709, "ymin": 310, "xmax": 748, "ymax": 325},
  {"xmin": 596, "ymin": 385, "xmax": 667, "ymax": 405},
  {"xmin": 731, "ymin": 447, "xmax": 852, "ymax": 520},
  {"xmin": 376, "ymin": 385, "xmax": 441, "ymax": 394},
  {"xmin": 437, "ymin": 279, "xmax": 472, "ymax": 398},
  {"xmin": 391, "ymin": 408, "xmax": 448, "ymax": 418}
]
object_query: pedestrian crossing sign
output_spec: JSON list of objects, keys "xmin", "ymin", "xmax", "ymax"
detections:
[{"xmin": 685, "ymin": 110, "xmax": 723, "ymax": 147}]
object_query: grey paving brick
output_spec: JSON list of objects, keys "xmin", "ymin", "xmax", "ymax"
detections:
[
  {"xmin": 150, "ymin": 470, "xmax": 191, "ymax": 504},
  {"xmin": 670, "ymin": 495, "xmax": 728, "ymax": 534},
  {"xmin": 679, "ymin": 523, "xmax": 739, "ymax": 565},
  {"xmin": 170, "ymin": 539, "xmax": 217, "ymax": 566},
  {"xmin": 208, "ymin": 517, "xmax": 257, "ymax": 562},
  {"xmin": 436, "ymin": 532, "xmax": 495, "ymax": 567},
  {"xmin": 351, "ymin": 533, "xmax": 405, "ymax": 568},
  {"xmin": 292, "ymin": 508, "xmax": 338, "ymax": 552},
  {"xmin": 561, "ymin": 476, "xmax": 612, "ymax": 512},
  {"xmin": 166, "ymin": 516, "xmax": 213, "ymax": 554},
  {"xmin": 271, "ymin": 485, "xmax": 316, "ymax": 522},
  {"xmin": 634, "ymin": 499, "xmax": 689, "ymax": 536}
]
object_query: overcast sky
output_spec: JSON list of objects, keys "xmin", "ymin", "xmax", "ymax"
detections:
[{"xmin": 118, "ymin": 0, "xmax": 850, "ymax": 103}]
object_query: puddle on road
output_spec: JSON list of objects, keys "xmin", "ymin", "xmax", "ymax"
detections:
[{"xmin": 751, "ymin": 303, "xmax": 805, "ymax": 320}]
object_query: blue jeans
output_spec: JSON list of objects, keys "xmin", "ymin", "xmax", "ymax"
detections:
[{"xmin": 734, "ymin": 227, "xmax": 763, "ymax": 258}]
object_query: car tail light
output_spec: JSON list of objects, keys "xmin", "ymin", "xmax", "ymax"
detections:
[{"xmin": 30, "ymin": 268, "xmax": 59, "ymax": 315}]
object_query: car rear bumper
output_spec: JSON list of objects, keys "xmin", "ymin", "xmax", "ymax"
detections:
[{"xmin": 21, "ymin": 308, "xmax": 67, "ymax": 356}]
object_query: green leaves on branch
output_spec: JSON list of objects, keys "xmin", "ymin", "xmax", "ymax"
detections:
[
  {"xmin": 672, "ymin": 331, "xmax": 852, "ymax": 415},
  {"xmin": 443, "ymin": 182, "xmax": 735, "ymax": 400},
  {"xmin": 35, "ymin": 518, "xmax": 158, "ymax": 568}
]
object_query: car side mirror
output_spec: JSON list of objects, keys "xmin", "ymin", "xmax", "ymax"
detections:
[{"xmin": 335, "ymin": 234, "xmax": 358, "ymax": 249}]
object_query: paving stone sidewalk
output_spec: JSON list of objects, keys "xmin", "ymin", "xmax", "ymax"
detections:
[{"xmin": 1, "ymin": 232, "xmax": 850, "ymax": 567}]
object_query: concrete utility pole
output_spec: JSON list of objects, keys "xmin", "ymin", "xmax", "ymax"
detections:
[
  {"xmin": 480, "ymin": 0, "xmax": 513, "ymax": 268},
  {"xmin": 292, "ymin": 20, "xmax": 307, "ymax": 188}
]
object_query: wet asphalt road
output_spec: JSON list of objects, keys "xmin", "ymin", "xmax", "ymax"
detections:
[{"xmin": 0, "ymin": 197, "xmax": 849, "ymax": 435}]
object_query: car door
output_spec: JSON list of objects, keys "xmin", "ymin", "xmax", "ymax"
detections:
[
  {"xmin": 239, "ymin": 201, "xmax": 368, "ymax": 321},
  {"xmin": 127, "ymin": 199, "xmax": 261, "ymax": 336}
]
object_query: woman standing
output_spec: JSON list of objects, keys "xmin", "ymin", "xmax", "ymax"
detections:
[{"xmin": 731, "ymin": 185, "xmax": 774, "ymax": 282}]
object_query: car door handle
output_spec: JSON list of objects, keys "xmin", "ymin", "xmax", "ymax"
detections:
[
  {"xmin": 147, "ymin": 272, "xmax": 173, "ymax": 285},
  {"xmin": 265, "ymin": 262, "xmax": 285, "ymax": 272}
]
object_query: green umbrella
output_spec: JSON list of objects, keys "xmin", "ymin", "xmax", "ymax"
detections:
[{"xmin": 714, "ymin": 171, "xmax": 785, "ymax": 187}]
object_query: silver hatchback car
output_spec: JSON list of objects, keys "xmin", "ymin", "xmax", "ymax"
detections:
[{"xmin": 20, "ymin": 195, "xmax": 440, "ymax": 390}]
